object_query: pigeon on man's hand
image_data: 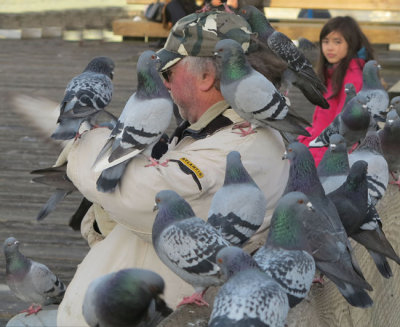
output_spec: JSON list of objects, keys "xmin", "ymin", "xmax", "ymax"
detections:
[
  {"xmin": 94, "ymin": 50, "xmax": 173, "ymax": 193},
  {"xmin": 209, "ymin": 246, "xmax": 289, "ymax": 327},
  {"xmin": 238, "ymin": 5, "xmax": 329, "ymax": 109},
  {"xmin": 152, "ymin": 190, "xmax": 229, "ymax": 307},
  {"xmin": 214, "ymin": 38, "xmax": 311, "ymax": 139},
  {"xmin": 254, "ymin": 192, "xmax": 315, "ymax": 307},
  {"xmin": 51, "ymin": 56, "xmax": 115, "ymax": 140},
  {"xmin": 207, "ymin": 151, "xmax": 267, "ymax": 246},
  {"xmin": 82, "ymin": 268, "xmax": 172, "ymax": 327},
  {"xmin": 3, "ymin": 237, "xmax": 66, "ymax": 315}
]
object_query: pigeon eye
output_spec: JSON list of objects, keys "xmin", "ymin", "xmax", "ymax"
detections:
[
  {"xmin": 297, "ymin": 199, "xmax": 304, "ymax": 204},
  {"xmin": 288, "ymin": 148, "xmax": 293, "ymax": 152},
  {"xmin": 217, "ymin": 258, "xmax": 223, "ymax": 264},
  {"xmin": 151, "ymin": 55, "xmax": 156, "ymax": 60}
]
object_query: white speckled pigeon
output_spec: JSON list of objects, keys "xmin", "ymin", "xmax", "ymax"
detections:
[
  {"xmin": 94, "ymin": 50, "xmax": 173, "ymax": 193},
  {"xmin": 3, "ymin": 237, "xmax": 66, "ymax": 315},
  {"xmin": 207, "ymin": 151, "xmax": 267, "ymax": 246},
  {"xmin": 152, "ymin": 190, "xmax": 229, "ymax": 307},
  {"xmin": 282, "ymin": 142, "xmax": 373, "ymax": 308},
  {"xmin": 52, "ymin": 56, "xmax": 116, "ymax": 140},
  {"xmin": 82, "ymin": 268, "xmax": 172, "ymax": 327},
  {"xmin": 214, "ymin": 38, "xmax": 311, "ymax": 138},
  {"xmin": 209, "ymin": 246, "xmax": 289, "ymax": 327},
  {"xmin": 254, "ymin": 192, "xmax": 315, "ymax": 308},
  {"xmin": 237, "ymin": 5, "xmax": 329, "ymax": 110}
]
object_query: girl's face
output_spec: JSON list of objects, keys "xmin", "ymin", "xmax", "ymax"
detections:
[{"xmin": 321, "ymin": 31, "xmax": 349, "ymax": 65}]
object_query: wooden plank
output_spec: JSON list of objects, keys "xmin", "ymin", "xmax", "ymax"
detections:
[
  {"xmin": 127, "ymin": 0, "xmax": 163, "ymax": 4},
  {"xmin": 269, "ymin": 0, "xmax": 400, "ymax": 11},
  {"xmin": 112, "ymin": 19, "xmax": 170, "ymax": 38}
]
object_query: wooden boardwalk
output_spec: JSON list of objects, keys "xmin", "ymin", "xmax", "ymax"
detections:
[{"xmin": 0, "ymin": 37, "xmax": 399, "ymax": 325}]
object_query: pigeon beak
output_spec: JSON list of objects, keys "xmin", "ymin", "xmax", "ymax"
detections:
[
  {"xmin": 329, "ymin": 144, "xmax": 336, "ymax": 151},
  {"xmin": 306, "ymin": 201, "xmax": 314, "ymax": 211},
  {"xmin": 153, "ymin": 203, "xmax": 159, "ymax": 212},
  {"xmin": 282, "ymin": 151, "xmax": 288, "ymax": 160},
  {"xmin": 110, "ymin": 71, "xmax": 114, "ymax": 80}
]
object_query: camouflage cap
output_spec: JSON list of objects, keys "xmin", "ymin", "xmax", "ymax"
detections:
[{"xmin": 156, "ymin": 11, "xmax": 253, "ymax": 72}]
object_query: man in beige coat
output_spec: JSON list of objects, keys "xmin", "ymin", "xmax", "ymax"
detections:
[{"xmin": 56, "ymin": 11, "xmax": 289, "ymax": 326}]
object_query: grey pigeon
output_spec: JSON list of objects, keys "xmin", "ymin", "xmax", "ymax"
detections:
[
  {"xmin": 378, "ymin": 109, "xmax": 400, "ymax": 187},
  {"xmin": 344, "ymin": 83, "xmax": 357, "ymax": 106},
  {"xmin": 52, "ymin": 56, "xmax": 116, "ymax": 140},
  {"xmin": 3, "ymin": 237, "xmax": 66, "ymax": 315},
  {"xmin": 317, "ymin": 134, "xmax": 350, "ymax": 194},
  {"xmin": 30, "ymin": 164, "xmax": 92, "ymax": 230},
  {"xmin": 237, "ymin": 5, "xmax": 329, "ymax": 109},
  {"xmin": 82, "ymin": 268, "xmax": 172, "ymax": 327},
  {"xmin": 152, "ymin": 190, "xmax": 229, "ymax": 307},
  {"xmin": 297, "ymin": 37, "xmax": 319, "ymax": 67},
  {"xmin": 282, "ymin": 142, "xmax": 373, "ymax": 308},
  {"xmin": 389, "ymin": 96, "xmax": 400, "ymax": 117},
  {"xmin": 94, "ymin": 50, "xmax": 173, "ymax": 193},
  {"xmin": 214, "ymin": 38, "xmax": 311, "ymax": 138},
  {"xmin": 349, "ymin": 130, "xmax": 389, "ymax": 205},
  {"xmin": 209, "ymin": 246, "xmax": 289, "ymax": 327},
  {"xmin": 358, "ymin": 60, "xmax": 389, "ymax": 122},
  {"xmin": 327, "ymin": 160, "xmax": 400, "ymax": 278},
  {"xmin": 254, "ymin": 192, "xmax": 315, "ymax": 307},
  {"xmin": 308, "ymin": 94, "xmax": 370, "ymax": 149},
  {"xmin": 207, "ymin": 151, "xmax": 267, "ymax": 246}
]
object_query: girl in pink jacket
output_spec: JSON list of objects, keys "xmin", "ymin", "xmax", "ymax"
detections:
[{"xmin": 298, "ymin": 16, "xmax": 375, "ymax": 166}]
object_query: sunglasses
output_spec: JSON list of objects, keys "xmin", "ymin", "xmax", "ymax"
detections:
[{"xmin": 161, "ymin": 69, "xmax": 173, "ymax": 82}]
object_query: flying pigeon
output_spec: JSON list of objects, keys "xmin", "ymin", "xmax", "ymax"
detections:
[
  {"xmin": 209, "ymin": 246, "xmax": 289, "ymax": 327},
  {"xmin": 308, "ymin": 94, "xmax": 370, "ymax": 149},
  {"xmin": 349, "ymin": 130, "xmax": 389, "ymax": 205},
  {"xmin": 253, "ymin": 192, "xmax": 316, "ymax": 307},
  {"xmin": 82, "ymin": 268, "xmax": 172, "ymax": 327},
  {"xmin": 214, "ymin": 38, "xmax": 311, "ymax": 138},
  {"xmin": 152, "ymin": 190, "xmax": 230, "ymax": 307},
  {"xmin": 207, "ymin": 151, "xmax": 267, "ymax": 246},
  {"xmin": 317, "ymin": 133, "xmax": 350, "ymax": 194},
  {"xmin": 282, "ymin": 142, "xmax": 373, "ymax": 308},
  {"xmin": 52, "ymin": 56, "xmax": 116, "ymax": 140},
  {"xmin": 327, "ymin": 160, "xmax": 400, "ymax": 278},
  {"xmin": 94, "ymin": 50, "xmax": 173, "ymax": 193},
  {"xmin": 378, "ymin": 109, "xmax": 400, "ymax": 188},
  {"xmin": 357, "ymin": 60, "xmax": 389, "ymax": 122},
  {"xmin": 3, "ymin": 237, "xmax": 66, "ymax": 315},
  {"xmin": 237, "ymin": 5, "xmax": 329, "ymax": 109}
]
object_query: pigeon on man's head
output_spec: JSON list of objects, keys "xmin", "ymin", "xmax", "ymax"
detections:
[
  {"xmin": 327, "ymin": 160, "xmax": 400, "ymax": 278},
  {"xmin": 214, "ymin": 38, "xmax": 311, "ymax": 139},
  {"xmin": 308, "ymin": 94, "xmax": 370, "ymax": 149},
  {"xmin": 209, "ymin": 246, "xmax": 289, "ymax": 327},
  {"xmin": 207, "ymin": 151, "xmax": 267, "ymax": 246},
  {"xmin": 51, "ymin": 56, "xmax": 115, "ymax": 140},
  {"xmin": 254, "ymin": 192, "xmax": 315, "ymax": 307},
  {"xmin": 152, "ymin": 190, "xmax": 229, "ymax": 307},
  {"xmin": 3, "ymin": 237, "xmax": 66, "ymax": 315},
  {"xmin": 82, "ymin": 268, "xmax": 172, "ymax": 327},
  {"xmin": 317, "ymin": 133, "xmax": 350, "ymax": 194},
  {"xmin": 237, "ymin": 5, "xmax": 329, "ymax": 109},
  {"xmin": 93, "ymin": 50, "xmax": 173, "ymax": 193},
  {"xmin": 282, "ymin": 143, "xmax": 373, "ymax": 308},
  {"xmin": 357, "ymin": 60, "xmax": 389, "ymax": 122}
]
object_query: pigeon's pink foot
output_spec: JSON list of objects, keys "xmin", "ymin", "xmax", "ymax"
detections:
[
  {"xmin": 389, "ymin": 172, "xmax": 400, "ymax": 190},
  {"xmin": 223, "ymin": 3, "xmax": 234, "ymax": 13},
  {"xmin": 22, "ymin": 304, "xmax": 42, "ymax": 316},
  {"xmin": 232, "ymin": 122, "xmax": 256, "ymax": 137},
  {"xmin": 312, "ymin": 274, "xmax": 325, "ymax": 285},
  {"xmin": 177, "ymin": 291, "xmax": 209, "ymax": 307},
  {"xmin": 145, "ymin": 158, "xmax": 169, "ymax": 167}
]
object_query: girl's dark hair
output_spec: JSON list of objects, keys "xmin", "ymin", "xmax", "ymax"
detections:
[{"xmin": 316, "ymin": 16, "xmax": 375, "ymax": 98}]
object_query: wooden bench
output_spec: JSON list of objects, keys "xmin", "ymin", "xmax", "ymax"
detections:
[{"xmin": 113, "ymin": 0, "xmax": 400, "ymax": 43}]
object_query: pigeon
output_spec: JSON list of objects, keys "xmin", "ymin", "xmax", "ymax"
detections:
[
  {"xmin": 52, "ymin": 56, "xmax": 116, "ymax": 140},
  {"xmin": 327, "ymin": 160, "xmax": 400, "ymax": 278},
  {"xmin": 349, "ymin": 130, "xmax": 389, "ymax": 205},
  {"xmin": 82, "ymin": 268, "xmax": 172, "ymax": 327},
  {"xmin": 214, "ymin": 38, "xmax": 311, "ymax": 138},
  {"xmin": 317, "ymin": 134, "xmax": 350, "ymax": 194},
  {"xmin": 94, "ymin": 50, "xmax": 173, "ymax": 193},
  {"xmin": 209, "ymin": 246, "xmax": 289, "ymax": 327},
  {"xmin": 308, "ymin": 94, "xmax": 370, "ymax": 149},
  {"xmin": 378, "ymin": 109, "xmax": 400, "ymax": 188},
  {"xmin": 152, "ymin": 190, "xmax": 230, "ymax": 307},
  {"xmin": 3, "ymin": 237, "xmax": 66, "ymax": 315},
  {"xmin": 357, "ymin": 60, "xmax": 389, "ymax": 122},
  {"xmin": 344, "ymin": 83, "xmax": 357, "ymax": 106},
  {"xmin": 253, "ymin": 192, "xmax": 316, "ymax": 308},
  {"xmin": 389, "ymin": 96, "xmax": 400, "ymax": 117},
  {"xmin": 282, "ymin": 142, "xmax": 373, "ymax": 308},
  {"xmin": 207, "ymin": 151, "xmax": 267, "ymax": 246},
  {"xmin": 237, "ymin": 5, "xmax": 329, "ymax": 109},
  {"xmin": 30, "ymin": 163, "xmax": 92, "ymax": 230},
  {"xmin": 297, "ymin": 37, "xmax": 319, "ymax": 67}
]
